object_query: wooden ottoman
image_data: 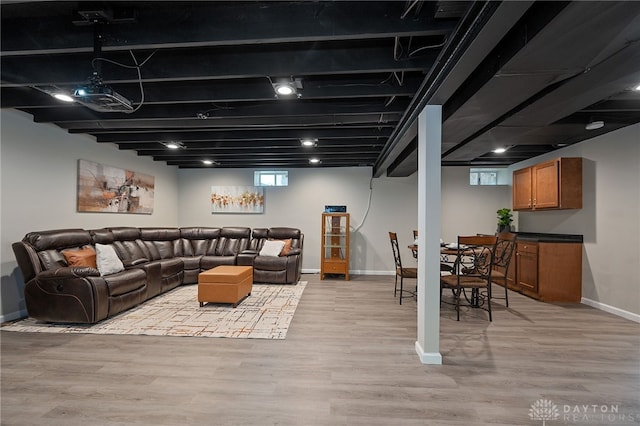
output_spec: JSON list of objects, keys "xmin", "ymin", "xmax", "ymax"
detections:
[{"xmin": 198, "ymin": 265, "xmax": 253, "ymax": 308}]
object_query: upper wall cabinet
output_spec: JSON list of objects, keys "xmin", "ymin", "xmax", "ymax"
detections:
[{"xmin": 513, "ymin": 158, "xmax": 582, "ymax": 211}]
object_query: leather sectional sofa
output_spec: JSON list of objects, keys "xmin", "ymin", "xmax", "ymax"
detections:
[{"xmin": 12, "ymin": 226, "xmax": 303, "ymax": 324}]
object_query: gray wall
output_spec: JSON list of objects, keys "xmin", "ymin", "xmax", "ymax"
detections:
[
  {"xmin": 2, "ymin": 108, "xmax": 637, "ymax": 321},
  {"xmin": 176, "ymin": 166, "xmax": 511, "ymax": 274},
  {"xmin": 508, "ymin": 123, "xmax": 640, "ymax": 319},
  {"xmin": 178, "ymin": 167, "xmax": 417, "ymax": 274},
  {"xmin": 1, "ymin": 110, "xmax": 179, "ymax": 321}
]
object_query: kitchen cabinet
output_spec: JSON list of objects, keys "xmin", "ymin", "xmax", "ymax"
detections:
[
  {"xmin": 516, "ymin": 242, "xmax": 538, "ymax": 293},
  {"xmin": 512, "ymin": 157, "xmax": 582, "ymax": 210},
  {"xmin": 510, "ymin": 240, "xmax": 582, "ymax": 302},
  {"xmin": 320, "ymin": 213, "xmax": 350, "ymax": 280}
]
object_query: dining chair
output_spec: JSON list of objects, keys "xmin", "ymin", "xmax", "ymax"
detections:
[
  {"xmin": 388, "ymin": 232, "xmax": 417, "ymax": 305},
  {"xmin": 489, "ymin": 232, "xmax": 517, "ymax": 307},
  {"xmin": 440, "ymin": 235, "xmax": 497, "ymax": 321}
]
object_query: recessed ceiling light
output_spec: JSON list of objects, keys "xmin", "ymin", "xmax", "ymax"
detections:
[
  {"xmin": 202, "ymin": 159, "xmax": 214, "ymax": 165},
  {"xmin": 270, "ymin": 77, "xmax": 303, "ymax": 99},
  {"xmin": 300, "ymin": 138, "xmax": 318, "ymax": 147},
  {"xmin": 275, "ymin": 84, "xmax": 295, "ymax": 96},
  {"xmin": 585, "ymin": 120, "xmax": 604, "ymax": 130},
  {"xmin": 163, "ymin": 141, "xmax": 185, "ymax": 149},
  {"xmin": 53, "ymin": 93, "xmax": 74, "ymax": 102},
  {"xmin": 309, "ymin": 158, "xmax": 321, "ymax": 164},
  {"xmin": 493, "ymin": 147, "xmax": 507, "ymax": 154},
  {"xmin": 633, "ymin": 83, "xmax": 640, "ymax": 91}
]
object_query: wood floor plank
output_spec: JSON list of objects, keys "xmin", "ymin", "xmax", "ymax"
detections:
[{"xmin": 2, "ymin": 274, "xmax": 639, "ymax": 425}]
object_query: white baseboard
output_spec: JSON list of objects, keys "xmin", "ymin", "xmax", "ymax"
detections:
[
  {"xmin": 415, "ymin": 341, "xmax": 442, "ymax": 365},
  {"xmin": 581, "ymin": 298, "xmax": 640, "ymax": 323},
  {"xmin": 1, "ymin": 309, "xmax": 27, "ymax": 324}
]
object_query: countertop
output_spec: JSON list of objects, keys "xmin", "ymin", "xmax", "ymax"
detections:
[{"xmin": 514, "ymin": 232, "xmax": 583, "ymax": 243}]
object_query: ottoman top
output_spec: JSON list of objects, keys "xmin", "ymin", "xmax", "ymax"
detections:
[{"xmin": 199, "ymin": 265, "xmax": 253, "ymax": 283}]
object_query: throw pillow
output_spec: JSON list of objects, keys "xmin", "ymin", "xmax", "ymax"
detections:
[
  {"xmin": 259, "ymin": 239, "xmax": 286, "ymax": 257},
  {"xmin": 278, "ymin": 238, "xmax": 293, "ymax": 256},
  {"xmin": 62, "ymin": 247, "xmax": 97, "ymax": 268},
  {"xmin": 95, "ymin": 243, "xmax": 125, "ymax": 276}
]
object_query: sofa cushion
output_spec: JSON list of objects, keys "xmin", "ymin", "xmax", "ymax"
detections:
[
  {"xmin": 103, "ymin": 268, "xmax": 147, "ymax": 297},
  {"xmin": 95, "ymin": 244, "xmax": 125, "ymax": 276},
  {"xmin": 179, "ymin": 256, "xmax": 201, "ymax": 271},
  {"xmin": 62, "ymin": 247, "xmax": 97, "ymax": 268},
  {"xmin": 200, "ymin": 255, "xmax": 236, "ymax": 270},
  {"xmin": 158, "ymin": 257, "xmax": 183, "ymax": 278},
  {"xmin": 259, "ymin": 240, "xmax": 285, "ymax": 257},
  {"xmin": 253, "ymin": 255, "xmax": 288, "ymax": 271}
]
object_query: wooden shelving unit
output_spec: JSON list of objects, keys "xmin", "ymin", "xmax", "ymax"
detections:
[{"xmin": 320, "ymin": 213, "xmax": 349, "ymax": 280}]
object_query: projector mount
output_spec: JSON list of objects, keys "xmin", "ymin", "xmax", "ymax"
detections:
[{"xmin": 71, "ymin": 7, "xmax": 137, "ymax": 112}]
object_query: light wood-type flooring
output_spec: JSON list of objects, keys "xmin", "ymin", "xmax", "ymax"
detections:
[{"xmin": 2, "ymin": 274, "xmax": 639, "ymax": 425}]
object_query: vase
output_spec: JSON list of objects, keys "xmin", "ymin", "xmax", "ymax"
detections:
[{"xmin": 497, "ymin": 224, "xmax": 512, "ymax": 233}]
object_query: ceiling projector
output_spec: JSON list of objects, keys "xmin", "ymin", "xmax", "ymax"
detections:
[{"xmin": 72, "ymin": 83, "xmax": 133, "ymax": 113}]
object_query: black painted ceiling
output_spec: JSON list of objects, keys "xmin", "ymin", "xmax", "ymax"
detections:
[{"xmin": 2, "ymin": 1, "xmax": 640, "ymax": 176}]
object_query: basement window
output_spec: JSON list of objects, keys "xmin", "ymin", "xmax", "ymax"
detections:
[
  {"xmin": 469, "ymin": 168, "xmax": 509, "ymax": 186},
  {"xmin": 254, "ymin": 170, "xmax": 288, "ymax": 187}
]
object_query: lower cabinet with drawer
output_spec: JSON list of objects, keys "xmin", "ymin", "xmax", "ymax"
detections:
[{"xmin": 512, "ymin": 241, "xmax": 582, "ymax": 302}]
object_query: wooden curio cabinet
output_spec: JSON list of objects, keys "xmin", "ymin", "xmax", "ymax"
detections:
[{"xmin": 320, "ymin": 213, "xmax": 350, "ymax": 280}]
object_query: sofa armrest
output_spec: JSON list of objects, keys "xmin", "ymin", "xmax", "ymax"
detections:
[
  {"xmin": 285, "ymin": 248, "xmax": 301, "ymax": 256},
  {"xmin": 123, "ymin": 258, "xmax": 149, "ymax": 268},
  {"xmin": 237, "ymin": 251, "xmax": 258, "ymax": 266},
  {"xmin": 37, "ymin": 267, "xmax": 100, "ymax": 279}
]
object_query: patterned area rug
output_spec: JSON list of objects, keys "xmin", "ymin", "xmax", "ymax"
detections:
[{"xmin": 2, "ymin": 282, "xmax": 307, "ymax": 339}]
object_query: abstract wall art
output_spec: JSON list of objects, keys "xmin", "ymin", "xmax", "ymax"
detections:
[
  {"xmin": 211, "ymin": 186, "xmax": 264, "ymax": 214},
  {"xmin": 77, "ymin": 159, "xmax": 155, "ymax": 214}
]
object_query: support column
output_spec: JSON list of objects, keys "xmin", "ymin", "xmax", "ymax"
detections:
[{"xmin": 415, "ymin": 105, "xmax": 442, "ymax": 364}]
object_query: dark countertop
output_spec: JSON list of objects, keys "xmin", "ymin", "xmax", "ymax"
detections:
[{"xmin": 515, "ymin": 232, "xmax": 583, "ymax": 243}]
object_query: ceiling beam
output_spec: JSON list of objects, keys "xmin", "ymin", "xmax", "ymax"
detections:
[
  {"xmin": 2, "ymin": 42, "xmax": 439, "ymax": 87},
  {"xmin": 372, "ymin": 1, "xmax": 527, "ymax": 177},
  {"xmin": 55, "ymin": 114, "xmax": 404, "ymax": 130},
  {"xmin": 1, "ymin": 2, "xmax": 455, "ymax": 55},
  {"xmin": 2, "ymin": 76, "xmax": 422, "ymax": 108},
  {"xmin": 97, "ymin": 128, "xmax": 393, "ymax": 143},
  {"xmin": 28, "ymin": 99, "xmax": 409, "ymax": 123}
]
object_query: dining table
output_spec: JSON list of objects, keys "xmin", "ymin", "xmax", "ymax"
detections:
[{"xmin": 409, "ymin": 243, "xmax": 486, "ymax": 308}]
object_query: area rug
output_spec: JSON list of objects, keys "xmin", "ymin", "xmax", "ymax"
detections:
[{"xmin": 2, "ymin": 282, "xmax": 307, "ymax": 339}]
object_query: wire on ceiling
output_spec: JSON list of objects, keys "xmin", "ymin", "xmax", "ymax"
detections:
[{"xmin": 90, "ymin": 49, "xmax": 157, "ymax": 114}]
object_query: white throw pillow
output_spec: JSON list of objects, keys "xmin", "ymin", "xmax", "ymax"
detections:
[
  {"xmin": 259, "ymin": 239, "xmax": 285, "ymax": 257},
  {"xmin": 95, "ymin": 243, "xmax": 125, "ymax": 276}
]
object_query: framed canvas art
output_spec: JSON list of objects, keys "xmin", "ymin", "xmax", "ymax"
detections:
[
  {"xmin": 77, "ymin": 159, "xmax": 155, "ymax": 214},
  {"xmin": 211, "ymin": 186, "xmax": 264, "ymax": 214}
]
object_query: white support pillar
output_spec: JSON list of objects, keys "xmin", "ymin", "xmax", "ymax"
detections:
[{"xmin": 415, "ymin": 105, "xmax": 442, "ymax": 364}]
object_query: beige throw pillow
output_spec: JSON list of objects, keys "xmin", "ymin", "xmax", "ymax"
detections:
[
  {"xmin": 95, "ymin": 243, "xmax": 125, "ymax": 276},
  {"xmin": 259, "ymin": 239, "xmax": 286, "ymax": 257}
]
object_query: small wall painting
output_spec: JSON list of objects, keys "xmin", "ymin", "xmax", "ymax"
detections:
[
  {"xmin": 77, "ymin": 159, "xmax": 155, "ymax": 214},
  {"xmin": 211, "ymin": 186, "xmax": 264, "ymax": 214}
]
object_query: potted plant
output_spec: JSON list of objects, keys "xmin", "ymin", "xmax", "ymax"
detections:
[{"xmin": 496, "ymin": 208, "xmax": 513, "ymax": 233}]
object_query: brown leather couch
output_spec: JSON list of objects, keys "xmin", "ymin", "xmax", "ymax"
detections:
[{"xmin": 12, "ymin": 226, "xmax": 304, "ymax": 324}]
